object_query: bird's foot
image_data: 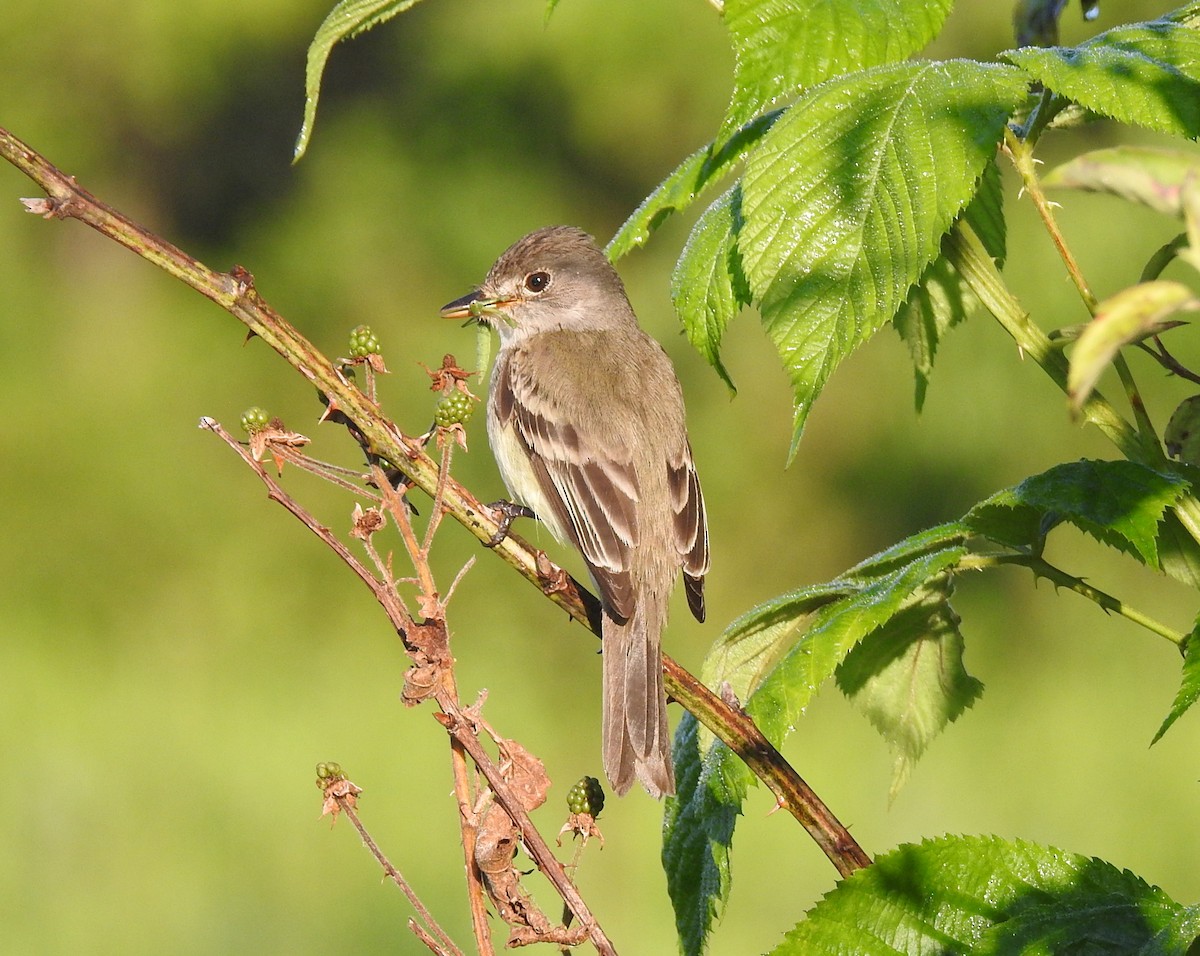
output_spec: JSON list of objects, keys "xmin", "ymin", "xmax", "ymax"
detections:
[{"xmin": 485, "ymin": 499, "xmax": 535, "ymax": 547}]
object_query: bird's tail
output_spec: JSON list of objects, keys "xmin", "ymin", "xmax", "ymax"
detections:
[{"xmin": 602, "ymin": 595, "xmax": 674, "ymax": 798}]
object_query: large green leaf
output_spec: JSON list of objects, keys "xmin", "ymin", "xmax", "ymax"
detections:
[
  {"xmin": 745, "ymin": 536, "xmax": 968, "ymax": 745},
  {"xmin": 738, "ymin": 61, "xmax": 1028, "ymax": 457},
  {"xmin": 665, "ymin": 524, "xmax": 968, "ymax": 956},
  {"xmin": 662, "ymin": 715, "xmax": 742, "ymax": 956},
  {"xmin": 670, "ymin": 185, "xmax": 750, "ymax": 395},
  {"xmin": 608, "ymin": 111, "xmax": 780, "ymax": 261},
  {"xmin": 294, "ymin": 0, "xmax": 426, "ymax": 161},
  {"xmin": 771, "ymin": 835, "xmax": 1198, "ymax": 954},
  {"xmin": 720, "ymin": 0, "xmax": 954, "ymax": 137},
  {"xmin": 1004, "ymin": 4, "xmax": 1200, "ymax": 140},
  {"xmin": 894, "ymin": 163, "xmax": 1007, "ymax": 411},
  {"xmin": 836, "ymin": 575, "xmax": 982, "ymax": 802},
  {"xmin": 966, "ymin": 459, "xmax": 1191, "ymax": 567}
]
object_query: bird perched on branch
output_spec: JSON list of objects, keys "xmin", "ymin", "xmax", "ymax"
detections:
[{"xmin": 441, "ymin": 226, "xmax": 709, "ymax": 797}]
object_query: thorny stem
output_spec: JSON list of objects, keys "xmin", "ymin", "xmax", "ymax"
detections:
[
  {"xmin": 1003, "ymin": 127, "xmax": 1098, "ymax": 313},
  {"xmin": 200, "ymin": 419, "xmax": 417, "ymax": 633},
  {"xmin": 1112, "ymin": 353, "xmax": 1159, "ymax": 452},
  {"xmin": 2, "ymin": 124, "xmax": 871, "ymax": 881},
  {"xmin": 1139, "ymin": 334, "xmax": 1200, "ymax": 386},
  {"xmin": 424, "ymin": 435, "xmax": 455, "ymax": 552},
  {"xmin": 946, "ymin": 223, "xmax": 1141, "ymax": 459},
  {"xmin": 435, "ymin": 695, "xmax": 618, "ymax": 956},
  {"xmin": 449, "ymin": 732, "xmax": 495, "ymax": 956},
  {"xmin": 333, "ymin": 793, "xmax": 466, "ymax": 956},
  {"xmin": 670, "ymin": 662, "xmax": 870, "ymax": 875},
  {"xmin": 959, "ymin": 552, "xmax": 1186, "ymax": 648},
  {"xmin": 950, "ymin": 219, "xmax": 1200, "ymax": 548},
  {"xmin": 992, "ymin": 127, "xmax": 1200, "ymax": 548}
]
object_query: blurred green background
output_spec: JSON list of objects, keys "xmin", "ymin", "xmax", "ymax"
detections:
[{"xmin": 3, "ymin": 1, "xmax": 1199, "ymax": 952}]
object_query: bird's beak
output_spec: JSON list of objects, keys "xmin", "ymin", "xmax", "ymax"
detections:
[{"xmin": 440, "ymin": 290, "xmax": 514, "ymax": 326}]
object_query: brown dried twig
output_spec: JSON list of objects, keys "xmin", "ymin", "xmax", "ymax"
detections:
[
  {"xmin": 319, "ymin": 772, "xmax": 464, "ymax": 956},
  {"xmin": 2, "ymin": 124, "xmax": 870, "ymax": 884},
  {"xmin": 200, "ymin": 417, "xmax": 616, "ymax": 952}
]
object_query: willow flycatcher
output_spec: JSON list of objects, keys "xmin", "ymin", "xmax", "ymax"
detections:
[{"xmin": 440, "ymin": 226, "xmax": 709, "ymax": 798}]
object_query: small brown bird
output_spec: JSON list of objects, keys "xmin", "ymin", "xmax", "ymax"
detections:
[{"xmin": 441, "ymin": 226, "xmax": 709, "ymax": 797}]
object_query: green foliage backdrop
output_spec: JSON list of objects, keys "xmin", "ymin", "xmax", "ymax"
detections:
[{"xmin": 2, "ymin": 0, "xmax": 1199, "ymax": 953}]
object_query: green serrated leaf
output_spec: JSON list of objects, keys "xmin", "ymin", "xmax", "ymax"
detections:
[
  {"xmin": 1152, "ymin": 620, "xmax": 1200, "ymax": 743},
  {"xmin": 745, "ymin": 541, "xmax": 967, "ymax": 747},
  {"xmin": 662, "ymin": 716, "xmax": 741, "ymax": 956},
  {"xmin": 739, "ymin": 60, "xmax": 1028, "ymax": 459},
  {"xmin": 720, "ymin": 0, "xmax": 954, "ymax": 137},
  {"xmin": 966, "ymin": 158, "xmax": 1008, "ymax": 267},
  {"xmin": 666, "ymin": 524, "xmax": 968, "ymax": 955},
  {"xmin": 608, "ymin": 111, "xmax": 780, "ymax": 261},
  {"xmin": 1003, "ymin": 10, "xmax": 1200, "ymax": 140},
  {"xmin": 1043, "ymin": 146, "xmax": 1200, "ymax": 218},
  {"xmin": 670, "ymin": 185, "xmax": 749, "ymax": 394},
  {"xmin": 846, "ymin": 521, "xmax": 972, "ymax": 578},
  {"xmin": 894, "ymin": 253, "xmax": 969, "ymax": 411},
  {"xmin": 1157, "ymin": 509, "xmax": 1200, "ymax": 587},
  {"xmin": 1068, "ymin": 281, "xmax": 1200, "ymax": 412},
  {"xmin": 294, "ymin": 0, "xmax": 425, "ymax": 161},
  {"xmin": 894, "ymin": 161, "xmax": 1007, "ymax": 410},
  {"xmin": 771, "ymin": 835, "xmax": 1192, "ymax": 955},
  {"xmin": 836, "ymin": 575, "xmax": 982, "ymax": 802},
  {"xmin": 966, "ymin": 459, "xmax": 1191, "ymax": 567}
]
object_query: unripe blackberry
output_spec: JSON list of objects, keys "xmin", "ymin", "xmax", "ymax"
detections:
[
  {"xmin": 348, "ymin": 324, "xmax": 381, "ymax": 357},
  {"xmin": 240, "ymin": 407, "xmax": 270, "ymax": 434},
  {"xmin": 567, "ymin": 776, "xmax": 605, "ymax": 818},
  {"xmin": 435, "ymin": 391, "xmax": 475, "ymax": 427}
]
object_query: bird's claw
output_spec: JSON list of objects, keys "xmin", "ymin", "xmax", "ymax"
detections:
[{"xmin": 485, "ymin": 499, "xmax": 535, "ymax": 547}]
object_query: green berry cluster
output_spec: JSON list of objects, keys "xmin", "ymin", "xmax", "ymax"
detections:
[
  {"xmin": 348, "ymin": 324, "xmax": 381, "ymax": 357},
  {"xmin": 435, "ymin": 390, "xmax": 475, "ymax": 427},
  {"xmin": 567, "ymin": 776, "xmax": 605, "ymax": 818},
  {"xmin": 240, "ymin": 407, "xmax": 270, "ymax": 434},
  {"xmin": 315, "ymin": 761, "xmax": 345, "ymax": 786}
]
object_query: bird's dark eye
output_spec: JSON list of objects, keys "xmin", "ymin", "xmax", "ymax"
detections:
[{"xmin": 523, "ymin": 271, "xmax": 551, "ymax": 294}]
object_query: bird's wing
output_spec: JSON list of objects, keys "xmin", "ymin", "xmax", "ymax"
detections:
[
  {"xmin": 494, "ymin": 352, "xmax": 639, "ymax": 623},
  {"xmin": 669, "ymin": 443, "xmax": 708, "ymax": 622}
]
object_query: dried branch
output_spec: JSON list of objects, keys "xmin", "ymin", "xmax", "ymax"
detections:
[
  {"xmin": 320, "ymin": 772, "xmax": 465, "ymax": 956},
  {"xmin": 3, "ymin": 124, "xmax": 869, "ymax": 880},
  {"xmin": 208, "ymin": 412, "xmax": 618, "ymax": 951}
]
